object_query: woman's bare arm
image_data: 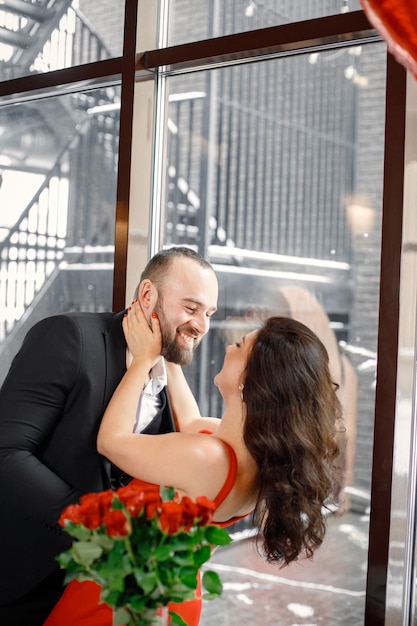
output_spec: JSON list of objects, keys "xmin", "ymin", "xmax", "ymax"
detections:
[
  {"xmin": 166, "ymin": 361, "xmax": 221, "ymax": 434},
  {"xmin": 97, "ymin": 304, "xmax": 161, "ymax": 452}
]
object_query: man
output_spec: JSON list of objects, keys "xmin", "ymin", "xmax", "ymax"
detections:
[{"xmin": 0, "ymin": 246, "xmax": 218, "ymax": 625}]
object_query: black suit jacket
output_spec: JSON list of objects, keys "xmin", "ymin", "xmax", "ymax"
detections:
[{"xmin": 0, "ymin": 311, "xmax": 175, "ymax": 603}]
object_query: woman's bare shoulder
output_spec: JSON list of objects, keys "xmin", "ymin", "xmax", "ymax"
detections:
[{"xmin": 171, "ymin": 432, "xmax": 232, "ymax": 499}]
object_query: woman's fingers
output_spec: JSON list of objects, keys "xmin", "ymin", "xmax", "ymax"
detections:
[{"xmin": 123, "ymin": 301, "xmax": 162, "ymax": 360}]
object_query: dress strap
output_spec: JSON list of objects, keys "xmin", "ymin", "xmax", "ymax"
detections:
[
  {"xmin": 197, "ymin": 430, "xmax": 238, "ymax": 508},
  {"xmin": 213, "ymin": 440, "xmax": 238, "ymax": 508}
]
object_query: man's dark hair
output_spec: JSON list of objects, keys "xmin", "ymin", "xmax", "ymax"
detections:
[{"xmin": 134, "ymin": 247, "xmax": 213, "ymax": 297}]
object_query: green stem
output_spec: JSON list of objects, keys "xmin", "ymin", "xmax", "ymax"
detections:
[
  {"xmin": 84, "ymin": 565, "xmax": 106, "ymax": 587},
  {"xmin": 125, "ymin": 607, "xmax": 166, "ymax": 625},
  {"xmin": 124, "ymin": 536, "xmax": 137, "ymax": 566}
]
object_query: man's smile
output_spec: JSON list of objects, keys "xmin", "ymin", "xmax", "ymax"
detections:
[{"xmin": 177, "ymin": 329, "xmax": 199, "ymax": 345}]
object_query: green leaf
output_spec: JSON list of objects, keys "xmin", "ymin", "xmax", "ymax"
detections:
[
  {"xmin": 63, "ymin": 522, "xmax": 92, "ymax": 542},
  {"xmin": 202, "ymin": 592, "xmax": 221, "ymax": 601},
  {"xmin": 160, "ymin": 485, "xmax": 176, "ymax": 501},
  {"xmin": 178, "ymin": 566, "xmax": 199, "ymax": 590},
  {"xmin": 113, "ymin": 606, "xmax": 131, "ymax": 625},
  {"xmin": 111, "ymin": 497, "xmax": 125, "ymax": 510},
  {"xmin": 101, "ymin": 588, "xmax": 122, "ymax": 606},
  {"xmin": 169, "ymin": 611, "xmax": 188, "ymax": 626},
  {"xmin": 133, "ymin": 570, "xmax": 158, "ymax": 595},
  {"xmin": 128, "ymin": 593, "xmax": 147, "ymax": 611},
  {"xmin": 204, "ymin": 525, "xmax": 233, "ymax": 546},
  {"xmin": 62, "ymin": 569, "xmax": 84, "ymax": 586},
  {"xmin": 106, "ymin": 575, "xmax": 126, "ymax": 593},
  {"xmin": 56, "ymin": 550, "xmax": 75, "ymax": 568},
  {"xmin": 170, "ymin": 555, "xmax": 193, "ymax": 568},
  {"xmin": 202, "ymin": 570, "xmax": 223, "ymax": 596},
  {"xmin": 168, "ymin": 588, "xmax": 195, "ymax": 603},
  {"xmin": 193, "ymin": 545, "xmax": 212, "ymax": 568},
  {"xmin": 98, "ymin": 540, "xmax": 133, "ymax": 576},
  {"xmin": 97, "ymin": 562, "xmax": 130, "ymax": 585},
  {"xmin": 72, "ymin": 541, "xmax": 103, "ymax": 566},
  {"xmin": 153, "ymin": 544, "xmax": 174, "ymax": 561},
  {"xmin": 134, "ymin": 543, "xmax": 153, "ymax": 561},
  {"xmin": 93, "ymin": 533, "xmax": 115, "ymax": 551}
]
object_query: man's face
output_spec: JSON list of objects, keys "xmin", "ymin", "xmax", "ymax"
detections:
[{"xmin": 153, "ymin": 258, "xmax": 218, "ymax": 365}]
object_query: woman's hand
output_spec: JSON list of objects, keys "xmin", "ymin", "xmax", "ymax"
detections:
[{"xmin": 123, "ymin": 301, "xmax": 162, "ymax": 364}]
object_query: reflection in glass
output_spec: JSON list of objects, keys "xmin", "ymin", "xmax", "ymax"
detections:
[
  {"xmin": 0, "ymin": 85, "xmax": 121, "ymax": 384},
  {"xmin": 168, "ymin": 0, "xmax": 362, "ymax": 46},
  {"xmin": 162, "ymin": 42, "xmax": 386, "ymax": 624}
]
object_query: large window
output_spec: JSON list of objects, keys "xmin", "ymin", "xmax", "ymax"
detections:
[
  {"xmin": 0, "ymin": 2, "xmax": 414, "ymax": 624},
  {"xmin": 158, "ymin": 40, "xmax": 386, "ymax": 625}
]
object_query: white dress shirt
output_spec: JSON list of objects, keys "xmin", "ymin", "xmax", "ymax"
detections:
[{"xmin": 133, "ymin": 357, "xmax": 167, "ymax": 433}]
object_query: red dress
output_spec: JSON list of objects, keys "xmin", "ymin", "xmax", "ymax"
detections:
[{"xmin": 44, "ymin": 439, "xmax": 247, "ymax": 626}]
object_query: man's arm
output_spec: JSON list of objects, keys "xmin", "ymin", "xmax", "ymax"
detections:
[{"xmin": 0, "ymin": 316, "xmax": 84, "ymax": 522}]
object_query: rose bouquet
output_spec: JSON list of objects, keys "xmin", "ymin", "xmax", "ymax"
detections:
[{"xmin": 56, "ymin": 482, "xmax": 232, "ymax": 626}]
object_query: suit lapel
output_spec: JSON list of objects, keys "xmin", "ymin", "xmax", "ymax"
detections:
[
  {"xmin": 103, "ymin": 310, "xmax": 127, "ymax": 409},
  {"xmin": 101, "ymin": 310, "xmax": 127, "ymax": 485}
]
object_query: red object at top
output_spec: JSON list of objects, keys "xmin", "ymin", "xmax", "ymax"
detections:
[{"xmin": 360, "ymin": 0, "xmax": 417, "ymax": 77}]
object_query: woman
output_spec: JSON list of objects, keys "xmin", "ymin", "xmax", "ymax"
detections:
[{"xmin": 45, "ymin": 303, "xmax": 343, "ymax": 625}]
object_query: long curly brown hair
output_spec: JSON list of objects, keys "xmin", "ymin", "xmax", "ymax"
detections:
[{"xmin": 242, "ymin": 316, "xmax": 343, "ymax": 566}]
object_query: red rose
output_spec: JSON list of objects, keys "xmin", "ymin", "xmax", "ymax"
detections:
[
  {"xmin": 58, "ymin": 504, "xmax": 82, "ymax": 527},
  {"xmin": 194, "ymin": 496, "xmax": 216, "ymax": 525},
  {"xmin": 145, "ymin": 501, "xmax": 161, "ymax": 520},
  {"xmin": 158, "ymin": 501, "xmax": 184, "ymax": 534},
  {"xmin": 117, "ymin": 481, "xmax": 160, "ymax": 499},
  {"xmin": 59, "ymin": 491, "xmax": 114, "ymax": 529},
  {"xmin": 179, "ymin": 496, "xmax": 201, "ymax": 530},
  {"xmin": 117, "ymin": 482, "xmax": 161, "ymax": 516},
  {"xmin": 96, "ymin": 490, "xmax": 114, "ymax": 512},
  {"xmin": 103, "ymin": 509, "xmax": 130, "ymax": 537},
  {"xmin": 77, "ymin": 493, "xmax": 105, "ymax": 529}
]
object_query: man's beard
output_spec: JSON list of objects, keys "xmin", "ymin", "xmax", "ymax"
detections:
[{"xmin": 154, "ymin": 301, "xmax": 202, "ymax": 365}]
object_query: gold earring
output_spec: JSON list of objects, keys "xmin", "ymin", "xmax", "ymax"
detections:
[{"xmin": 238, "ymin": 383, "xmax": 244, "ymax": 401}]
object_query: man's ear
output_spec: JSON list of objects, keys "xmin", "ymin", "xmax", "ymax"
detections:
[{"xmin": 137, "ymin": 279, "xmax": 157, "ymax": 310}]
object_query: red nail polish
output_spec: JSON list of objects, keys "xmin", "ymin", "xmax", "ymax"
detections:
[{"xmin": 151, "ymin": 312, "xmax": 158, "ymax": 319}]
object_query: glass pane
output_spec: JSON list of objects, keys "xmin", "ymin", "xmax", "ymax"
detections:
[
  {"xmin": 386, "ymin": 74, "xmax": 417, "ymax": 624},
  {"xmin": 168, "ymin": 0, "xmax": 362, "ymax": 46},
  {"xmin": 161, "ymin": 41, "xmax": 386, "ymax": 624},
  {"xmin": 0, "ymin": 84, "xmax": 120, "ymax": 385},
  {"xmin": 0, "ymin": 0, "xmax": 125, "ymax": 82}
]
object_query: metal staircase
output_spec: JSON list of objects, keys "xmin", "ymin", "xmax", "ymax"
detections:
[
  {"xmin": 0, "ymin": 1, "xmax": 119, "ymax": 382},
  {"xmin": 0, "ymin": 0, "xmax": 77, "ymax": 79}
]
